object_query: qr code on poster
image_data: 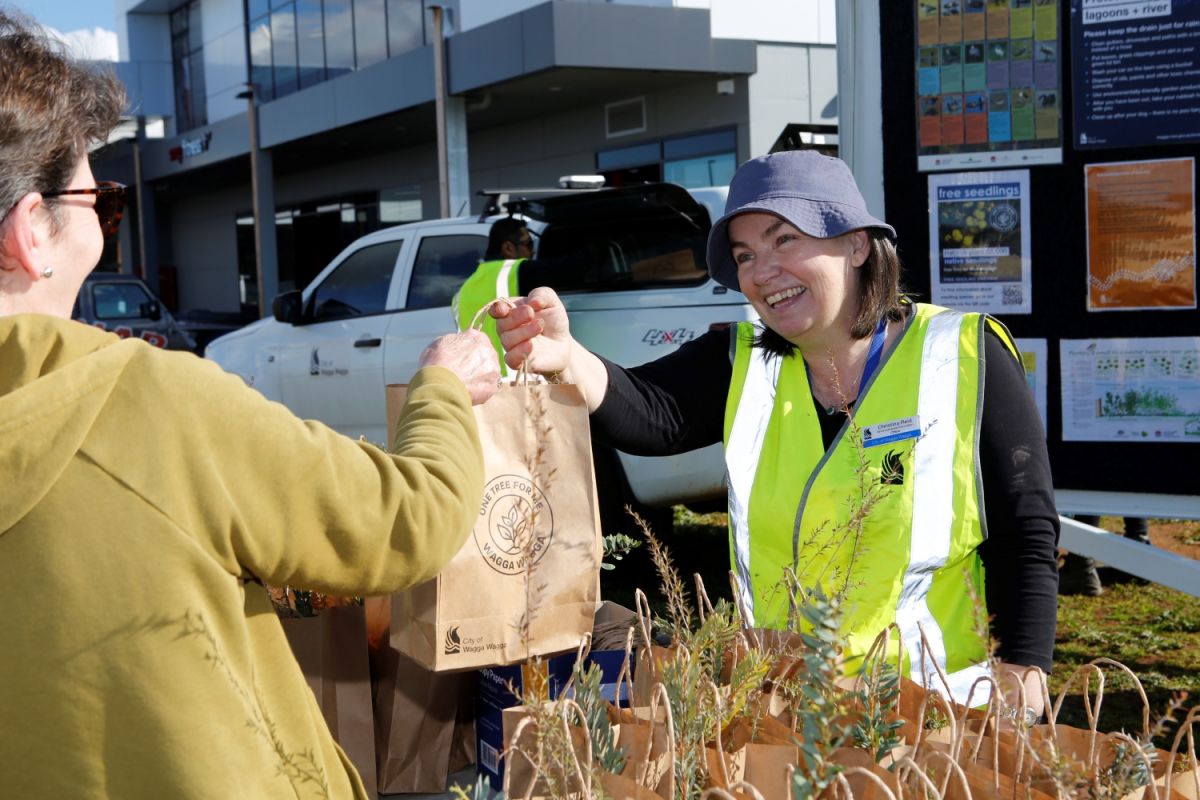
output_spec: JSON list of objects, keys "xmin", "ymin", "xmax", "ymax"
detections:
[{"xmin": 1001, "ymin": 285, "xmax": 1024, "ymax": 306}]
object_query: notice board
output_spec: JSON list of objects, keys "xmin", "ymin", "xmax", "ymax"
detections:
[{"xmin": 881, "ymin": 1, "xmax": 1200, "ymax": 495}]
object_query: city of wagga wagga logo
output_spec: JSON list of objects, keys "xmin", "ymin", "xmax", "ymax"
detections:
[{"xmin": 473, "ymin": 474, "xmax": 554, "ymax": 575}]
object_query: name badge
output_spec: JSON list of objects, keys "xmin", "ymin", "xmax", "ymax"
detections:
[{"xmin": 862, "ymin": 415, "xmax": 921, "ymax": 448}]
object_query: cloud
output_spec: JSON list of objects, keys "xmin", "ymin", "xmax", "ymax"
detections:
[{"xmin": 45, "ymin": 26, "xmax": 119, "ymax": 62}]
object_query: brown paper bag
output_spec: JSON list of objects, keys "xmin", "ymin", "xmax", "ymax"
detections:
[
  {"xmin": 372, "ymin": 629, "xmax": 474, "ymax": 793},
  {"xmin": 614, "ymin": 687, "xmax": 677, "ymax": 799},
  {"xmin": 386, "ymin": 381, "xmax": 601, "ymax": 672},
  {"xmin": 723, "ymin": 719, "xmax": 799, "ymax": 799},
  {"xmin": 502, "ymin": 704, "xmax": 591, "ymax": 799},
  {"xmin": 280, "ymin": 604, "xmax": 378, "ymax": 796},
  {"xmin": 742, "ymin": 741, "xmax": 799, "ymax": 799},
  {"xmin": 600, "ymin": 769, "xmax": 665, "ymax": 800}
]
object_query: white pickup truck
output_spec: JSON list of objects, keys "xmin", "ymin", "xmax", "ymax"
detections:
[{"xmin": 205, "ymin": 182, "xmax": 755, "ymax": 529}]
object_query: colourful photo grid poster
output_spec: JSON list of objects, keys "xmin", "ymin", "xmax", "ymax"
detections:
[{"xmin": 916, "ymin": 0, "xmax": 1064, "ymax": 171}]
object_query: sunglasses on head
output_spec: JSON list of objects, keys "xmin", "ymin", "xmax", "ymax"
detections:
[{"xmin": 42, "ymin": 181, "xmax": 127, "ymax": 239}]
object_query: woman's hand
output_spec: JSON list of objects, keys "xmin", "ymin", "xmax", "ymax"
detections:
[
  {"xmin": 490, "ymin": 287, "xmax": 610, "ymax": 412},
  {"xmin": 490, "ymin": 287, "xmax": 574, "ymax": 374},
  {"xmin": 995, "ymin": 661, "xmax": 1047, "ymax": 728},
  {"xmin": 418, "ymin": 330, "xmax": 501, "ymax": 405}
]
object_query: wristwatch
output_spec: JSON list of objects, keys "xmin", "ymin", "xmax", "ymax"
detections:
[{"xmin": 1002, "ymin": 706, "xmax": 1040, "ymax": 726}]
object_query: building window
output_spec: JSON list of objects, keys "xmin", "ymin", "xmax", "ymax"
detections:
[
  {"xmin": 296, "ymin": 0, "xmax": 326, "ymax": 88},
  {"xmin": 271, "ymin": 2, "xmax": 299, "ymax": 97},
  {"xmin": 246, "ymin": 0, "xmax": 428, "ymax": 100},
  {"xmin": 597, "ymin": 129, "xmax": 738, "ymax": 189},
  {"xmin": 354, "ymin": 0, "xmax": 387, "ymax": 68},
  {"xmin": 663, "ymin": 153, "xmax": 736, "ymax": 188},
  {"xmin": 387, "ymin": 0, "xmax": 424, "ymax": 54},
  {"xmin": 236, "ymin": 192, "xmax": 400, "ymax": 307},
  {"xmin": 171, "ymin": 1, "xmax": 206, "ymax": 132}
]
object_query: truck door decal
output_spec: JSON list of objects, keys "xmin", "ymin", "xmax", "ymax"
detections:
[{"xmin": 642, "ymin": 328, "xmax": 697, "ymax": 346}]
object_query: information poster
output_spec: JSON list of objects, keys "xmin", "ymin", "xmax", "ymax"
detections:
[
  {"xmin": 1015, "ymin": 337, "xmax": 1049, "ymax": 429},
  {"xmin": 1085, "ymin": 158, "xmax": 1197, "ymax": 311},
  {"xmin": 928, "ymin": 169, "xmax": 1032, "ymax": 313},
  {"xmin": 1071, "ymin": 0, "xmax": 1200, "ymax": 150},
  {"xmin": 916, "ymin": 0, "xmax": 1063, "ymax": 171},
  {"xmin": 1060, "ymin": 337, "xmax": 1200, "ymax": 442}
]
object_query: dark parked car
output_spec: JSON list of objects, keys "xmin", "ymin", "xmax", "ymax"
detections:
[{"xmin": 73, "ymin": 273, "xmax": 197, "ymax": 352}]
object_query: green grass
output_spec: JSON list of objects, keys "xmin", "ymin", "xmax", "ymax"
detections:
[
  {"xmin": 601, "ymin": 508, "xmax": 1200, "ymax": 749},
  {"xmin": 1052, "ymin": 579, "xmax": 1200, "ymax": 746},
  {"xmin": 599, "ymin": 507, "xmax": 732, "ymax": 618}
]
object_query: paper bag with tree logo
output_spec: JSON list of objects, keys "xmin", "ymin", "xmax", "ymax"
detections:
[{"xmin": 385, "ymin": 379, "xmax": 601, "ymax": 672}]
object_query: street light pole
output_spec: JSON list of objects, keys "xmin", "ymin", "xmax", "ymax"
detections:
[
  {"xmin": 237, "ymin": 82, "xmax": 276, "ymax": 318},
  {"xmin": 430, "ymin": 4, "xmax": 450, "ymax": 219}
]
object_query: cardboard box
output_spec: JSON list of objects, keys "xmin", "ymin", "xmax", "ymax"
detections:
[
  {"xmin": 475, "ymin": 654, "xmax": 577, "ymax": 792},
  {"xmin": 474, "ymin": 602, "xmax": 636, "ymax": 791}
]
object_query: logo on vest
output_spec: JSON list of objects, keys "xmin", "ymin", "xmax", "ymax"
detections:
[
  {"xmin": 880, "ymin": 449, "xmax": 905, "ymax": 485},
  {"xmin": 473, "ymin": 474, "xmax": 555, "ymax": 575}
]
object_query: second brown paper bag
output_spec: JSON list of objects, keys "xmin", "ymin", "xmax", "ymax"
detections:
[{"xmin": 386, "ymin": 379, "xmax": 601, "ymax": 672}]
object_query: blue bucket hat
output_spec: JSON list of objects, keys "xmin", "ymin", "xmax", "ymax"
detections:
[{"xmin": 706, "ymin": 150, "xmax": 896, "ymax": 291}]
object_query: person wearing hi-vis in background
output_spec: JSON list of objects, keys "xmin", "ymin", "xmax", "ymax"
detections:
[
  {"xmin": 0, "ymin": 11, "xmax": 499, "ymax": 798},
  {"xmin": 452, "ymin": 216, "xmax": 577, "ymax": 377},
  {"xmin": 452, "ymin": 217, "xmax": 534, "ymax": 377},
  {"xmin": 491, "ymin": 149, "xmax": 1060, "ymax": 722}
]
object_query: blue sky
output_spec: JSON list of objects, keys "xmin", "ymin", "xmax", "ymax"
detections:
[{"xmin": 8, "ymin": 0, "xmax": 118, "ymax": 33}]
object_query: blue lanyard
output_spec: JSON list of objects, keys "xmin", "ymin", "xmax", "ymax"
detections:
[
  {"xmin": 861, "ymin": 315, "xmax": 889, "ymax": 388},
  {"xmin": 807, "ymin": 316, "xmax": 889, "ymax": 414}
]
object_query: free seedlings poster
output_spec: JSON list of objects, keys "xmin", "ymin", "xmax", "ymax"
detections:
[{"xmin": 928, "ymin": 169, "xmax": 1032, "ymax": 313}]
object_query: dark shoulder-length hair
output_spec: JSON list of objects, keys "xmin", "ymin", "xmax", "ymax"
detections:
[{"xmin": 753, "ymin": 229, "xmax": 907, "ymax": 357}]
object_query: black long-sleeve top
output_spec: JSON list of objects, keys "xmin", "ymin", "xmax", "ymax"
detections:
[{"xmin": 590, "ymin": 323, "xmax": 1060, "ymax": 671}]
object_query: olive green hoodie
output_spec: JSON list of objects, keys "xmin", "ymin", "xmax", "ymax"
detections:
[{"xmin": 0, "ymin": 314, "xmax": 483, "ymax": 798}]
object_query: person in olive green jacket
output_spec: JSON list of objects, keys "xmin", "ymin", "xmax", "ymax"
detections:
[{"xmin": 0, "ymin": 12, "xmax": 498, "ymax": 798}]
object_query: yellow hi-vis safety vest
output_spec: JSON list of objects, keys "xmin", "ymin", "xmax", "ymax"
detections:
[
  {"xmin": 451, "ymin": 258, "xmax": 523, "ymax": 377},
  {"xmin": 723, "ymin": 303, "xmax": 1019, "ymax": 704}
]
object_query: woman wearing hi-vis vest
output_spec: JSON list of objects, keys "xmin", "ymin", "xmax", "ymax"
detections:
[{"xmin": 490, "ymin": 150, "xmax": 1059, "ymax": 723}]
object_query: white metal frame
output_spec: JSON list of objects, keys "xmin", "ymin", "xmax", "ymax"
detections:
[{"xmin": 1057, "ymin": 491, "xmax": 1200, "ymax": 598}]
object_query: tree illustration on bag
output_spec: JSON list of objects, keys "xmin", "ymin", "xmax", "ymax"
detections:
[{"xmin": 497, "ymin": 498, "xmax": 534, "ymax": 554}]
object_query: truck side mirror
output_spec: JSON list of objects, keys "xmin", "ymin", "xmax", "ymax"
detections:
[
  {"xmin": 272, "ymin": 290, "xmax": 303, "ymax": 324},
  {"xmin": 140, "ymin": 300, "xmax": 162, "ymax": 320}
]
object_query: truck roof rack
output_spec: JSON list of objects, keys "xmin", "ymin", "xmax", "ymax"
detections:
[{"xmin": 476, "ymin": 175, "xmax": 608, "ymax": 220}]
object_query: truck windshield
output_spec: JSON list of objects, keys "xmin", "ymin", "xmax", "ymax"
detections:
[{"xmin": 535, "ymin": 214, "xmax": 707, "ymax": 293}]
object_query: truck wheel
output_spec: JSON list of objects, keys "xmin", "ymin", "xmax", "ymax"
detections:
[{"xmin": 592, "ymin": 445, "xmax": 674, "ymax": 541}]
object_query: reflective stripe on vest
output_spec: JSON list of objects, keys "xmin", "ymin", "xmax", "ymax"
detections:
[
  {"xmin": 452, "ymin": 258, "xmax": 523, "ymax": 376},
  {"xmin": 724, "ymin": 327, "xmax": 779, "ymax": 625},
  {"xmin": 723, "ymin": 304, "xmax": 995, "ymax": 705}
]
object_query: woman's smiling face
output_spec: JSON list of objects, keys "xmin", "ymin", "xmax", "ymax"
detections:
[{"xmin": 729, "ymin": 212, "xmax": 869, "ymax": 349}]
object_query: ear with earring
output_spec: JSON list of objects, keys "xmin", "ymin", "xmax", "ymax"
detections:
[{"xmin": 41, "ymin": 266, "xmax": 53, "ymax": 278}]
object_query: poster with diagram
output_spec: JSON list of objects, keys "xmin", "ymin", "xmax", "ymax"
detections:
[
  {"xmin": 928, "ymin": 169, "xmax": 1032, "ymax": 313},
  {"xmin": 1085, "ymin": 157, "xmax": 1197, "ymax": 311},
  {"xmin": 1060, "ymin": 337, "xmax": 1200, "ymax": 442},
  {"xmin": 1014, "ymin": 337, "xmax": 1048, "ymax": 429},
  {"xmin": 915, "ymin": 0, "xmax": 1063, "ymax": 171}
]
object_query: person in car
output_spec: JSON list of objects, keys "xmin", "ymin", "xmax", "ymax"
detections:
[
  {"xmin": 0, "ymin": 12, "xmax": 497, "ymax": 798},
  {"xmin": 492, "ymin": 149, "xmax": 1059, "ymax": 720}
]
